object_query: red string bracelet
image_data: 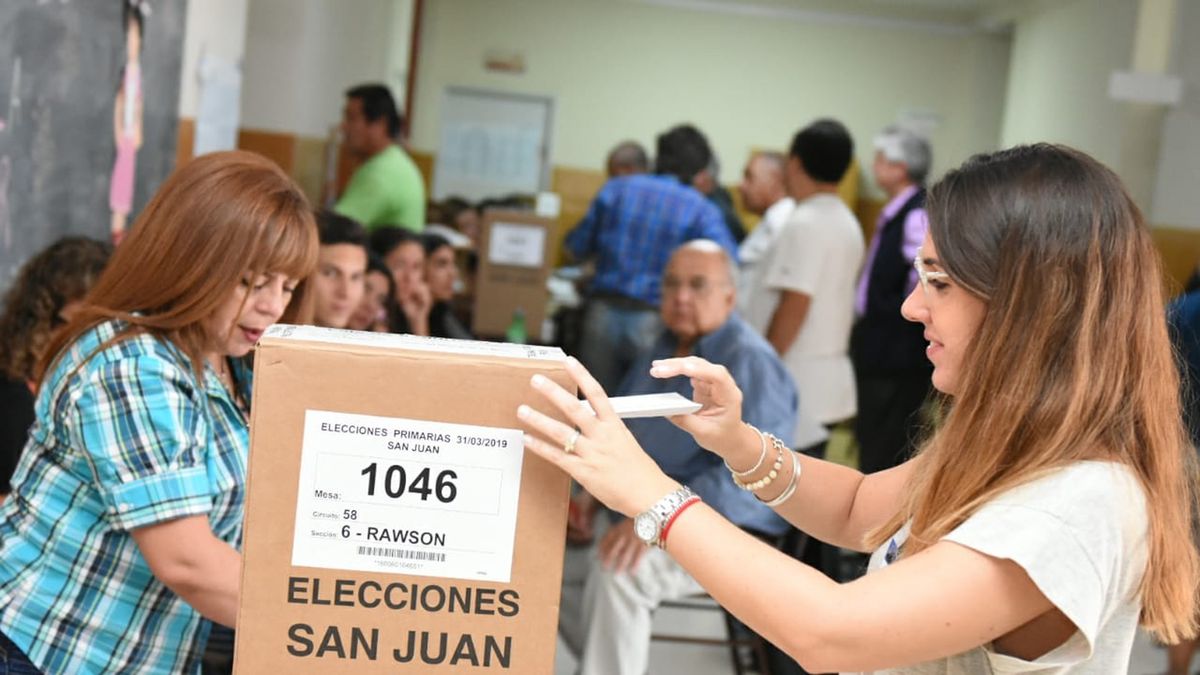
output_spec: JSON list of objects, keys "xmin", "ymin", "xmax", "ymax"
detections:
[{"xmin": 659, "ymin": 496, "xmax": 701, "ymax": 548}]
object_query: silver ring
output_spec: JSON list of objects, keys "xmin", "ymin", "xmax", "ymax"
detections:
[{"xmin": 564, "ymin": 429, "xmax": 581, "ymax": 454}]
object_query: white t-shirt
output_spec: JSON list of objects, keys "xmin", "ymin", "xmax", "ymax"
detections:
[
  {"xmin": 741, "ymin": 192, "xmax": 864, "ymax": 446},
  {"xmin": 738, "ymin": 196, "xmax": 796, "ymax": 309},
  {"xmin": 853, "ymin": 461, "xmax": 1149, "ymax": 675}
]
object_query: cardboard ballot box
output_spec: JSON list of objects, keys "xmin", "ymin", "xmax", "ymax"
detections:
[
  {"xmin": 233, "ymin": 325, "xmax": 573, "ymax": 673},
  {"xmin": 472, "ymin": 210, "xmax": 556, "ymax": 342}
]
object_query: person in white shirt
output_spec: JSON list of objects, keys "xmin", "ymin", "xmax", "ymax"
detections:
[
  {"xmin": 741, "ymin": 120, "xmax": 864, "ymax": 452},
  {"xmin": 518, "ymin": 143, "xmax": 1200, "ymax": 674},
  {"xmin": 736, "ymin": 151, "xmax": 795, "ymax": 304}
]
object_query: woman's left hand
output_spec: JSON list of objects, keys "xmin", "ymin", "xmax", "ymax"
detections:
[{"xmin": 518, "ymin": 357, "xmax": 680, "ymax": 518}]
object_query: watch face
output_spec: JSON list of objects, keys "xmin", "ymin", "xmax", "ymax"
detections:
[{"xmin": 634, "ymin": 512, "xmax": 658, "ymax": 543}]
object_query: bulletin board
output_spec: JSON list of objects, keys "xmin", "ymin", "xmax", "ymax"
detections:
[{"xmin": 431, "ymin": 87, "xmax": 553, "ymax": 202}]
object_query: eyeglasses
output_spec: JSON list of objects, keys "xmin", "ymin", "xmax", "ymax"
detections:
[
  {"xmin": 662, "ymin": 277, "xmax": 722, "ymax": 296},
  {"xmin": 913, "ymin": 247, "xmax": 950, "ymax": 294}
]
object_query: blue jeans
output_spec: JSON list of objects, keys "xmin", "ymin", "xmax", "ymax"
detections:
[
  {"xmin": 0, "ymin": 632, "xmax": 40, "ymax": 674},
  {"xmin": 575, "ymin": 297, "xmax": 661, "ymax": 393}
]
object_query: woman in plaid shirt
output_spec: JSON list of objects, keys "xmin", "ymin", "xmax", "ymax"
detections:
[{"xmin": 0, "ymin": 151, "xmax": 317, "ymax": 673}]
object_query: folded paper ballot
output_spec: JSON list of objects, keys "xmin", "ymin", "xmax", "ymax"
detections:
[{"xmin": 584, "ymin": 392, "xmax": 704, "ymax": 419}]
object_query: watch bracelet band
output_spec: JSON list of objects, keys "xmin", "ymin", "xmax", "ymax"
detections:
[
  {"xmin": 659, "ymin": 496, "xmax": 701, "ymax": 548},
  {"xmin": 645, "ymin": 486, "xmax": 697, "ymax": 546}
]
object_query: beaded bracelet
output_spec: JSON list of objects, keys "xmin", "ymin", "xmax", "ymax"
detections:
[
  {"xmin": 732, "ymin": 431, "xmax": 785, "ymax": 492},
  {"xmin": 757, "ymin": 449, "xmax": 801, "ymax": 507},
  {"xmin": 724, "ymin": 423, "xmax": 768, "ymax": 479}
]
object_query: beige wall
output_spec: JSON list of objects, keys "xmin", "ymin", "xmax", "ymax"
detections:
[
  {"xmin": 239, "ymin": 0, "xmax": 411, "ymax": 138},
  {"xmin": 178, "ymin": 0, "xmax": 249, "ymax": 120},
  {"xmin": 999, "ymin": 0, "xmax": 1139, "ymax": 169},
  {"xmin": 409, "ymin": 0, "xmax": 1011, "ymax": 193},
  {"xmin": 1152, "ymin": 0, "xmax": 1200, "ymax": 229}
]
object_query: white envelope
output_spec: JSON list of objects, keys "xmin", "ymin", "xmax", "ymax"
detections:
[{"xmin": 583, "ymin": 392, "xmax": 703, "ymax": 419}]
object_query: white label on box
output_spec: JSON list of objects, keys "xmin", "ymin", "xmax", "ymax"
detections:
[
  {"xmin": 291, "ymin": 410, "xmax": 525, "ymax": 583},
  {"xmin": 487, "ymin": 221, "xmax": 545, "ymax": 268}
]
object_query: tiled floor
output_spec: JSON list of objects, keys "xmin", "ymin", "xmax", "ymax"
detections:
[{"xmin": 555, "ymin": 607, "xmax": 1171, "ymax": 674}]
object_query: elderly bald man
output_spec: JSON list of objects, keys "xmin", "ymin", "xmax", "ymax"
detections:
[{"xmin": 559, "ymin": 239, "xmax": 798, "ymax": 675}]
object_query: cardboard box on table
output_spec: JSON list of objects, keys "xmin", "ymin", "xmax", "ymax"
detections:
[
  {"xmin": 472, "ymin": 210, "xmax": 557, "ymax": 342},
  {"xmin": 233, "ymin": 325, "xmax": 573, "ymax": 673}
]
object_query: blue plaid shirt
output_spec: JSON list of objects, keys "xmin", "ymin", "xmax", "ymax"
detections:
[
  {"xmin": 0, "ymin": 319, "xmax": 251, "ymax": 673},
  {"xmin": 566, "ymin": 174, "xmax": 737, "ymax": 306}
]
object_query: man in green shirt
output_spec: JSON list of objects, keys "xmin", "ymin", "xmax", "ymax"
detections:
[{"xmin": 335, "ymin": 84, "xmax": 426, "ymax": 233}]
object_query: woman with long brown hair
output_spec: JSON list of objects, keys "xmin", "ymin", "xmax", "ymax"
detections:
[
  {"xmin": 0, "ymin": 151, "xmax": 317, "ymax": 673},
  {"xmin": 519, "ymin": 144, "xmax": 1200, "ymax": 672}
]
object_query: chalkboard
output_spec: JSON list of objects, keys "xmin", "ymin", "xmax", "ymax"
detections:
[{"xmin": 0, "ymin": 0, "xmax": 186, "ymax": 290}]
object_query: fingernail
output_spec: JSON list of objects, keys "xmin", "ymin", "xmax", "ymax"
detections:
[
  {"xmin": 517, "ymin": 405, "xmax": 531, "ymax": 419},
  {"xmin": 566, "ymin": 356, "xmax": 580, "ymax": 366},
  {"xmin": 531, "ymin": 374, "xmax": 547, "ymax": 387},
  {"xmin": 523, "ymin": 433, "xmax": 534, "ymax": 445}
]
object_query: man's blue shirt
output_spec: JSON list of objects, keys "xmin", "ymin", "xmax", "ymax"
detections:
[
  {"xmin": 1170, "ymin": 290, "xmax": 1200, "ymax": 449},
  {"xmin": 616, "ymin": 314, "xmax": 797, "ymax": 536},
  {"xmin": 566, "ymin": 174, "xmax": 737, "ymax": 307}
]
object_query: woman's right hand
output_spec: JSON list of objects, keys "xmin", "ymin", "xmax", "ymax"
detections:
[
  {"xmin": 401, "ymin": 280, "xmax": 432, "ymax": 317},
  {"xmin": 649, "ymin": 356, "xmax": 750, "ymax": 461},
  {"xmin": 399, "ymin": 280, "xmax": 433, "ymax": 335}
]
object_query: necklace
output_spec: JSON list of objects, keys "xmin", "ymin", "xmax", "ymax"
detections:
[{"xmin": 210, "ymin": 357, "xmax": 248, "ymax": 415}]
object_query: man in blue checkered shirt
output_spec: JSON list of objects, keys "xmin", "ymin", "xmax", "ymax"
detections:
[{"xmin": 566, "ymin": 124, "xmax": 737, "ymax": 392}]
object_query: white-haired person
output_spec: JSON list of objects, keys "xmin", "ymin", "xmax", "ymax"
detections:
[{"xmin": 851, "ymin": 125, "xmax": 936, "ymax": 476}]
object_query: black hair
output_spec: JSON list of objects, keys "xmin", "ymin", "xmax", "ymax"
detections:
[
  {"xmin": 362, "ymin": 252, "xmax": 408, "ymax": 334},
  {"xmin": 422, "ymin": 233, "xmax": 452, "ymax": 257},
  {"xmin": 316, "ymin": 210, "xmax": 367, "ymax": 247},
  {"xmin": 368, "ymin": 226, "xmax": 423, "ymax": 259},
  {"xmin": 365, "ymin": 252, "xmax": 393, "ymax": 284},
  {"xmin": 789, "ymin": 119, "xmax": 854, "ymax": 184},
  {"xmin": 116, "ymin": 1, "xmax": 146, "ymax": 96},
  {"xmin": 440, "ymin": 196, "xmax": 478, "ymax": 224},
  {"xmin": 608, "ymin": 141, "xmax": 649, "ymax": 173},
  {"xmin": 478, "ymin": 194, "xmax": 534, "ymax": 212},
  {"xmin": 124, "ymin": 1, "xmax": 145, "ymax": 37},
  {"xmin": 345, "ymin": 84, "xmax": 403, "ymax": 139},
  {"xmin": 654, "ymin": 124, "xmax": 712, "ymax": 184},
  {"xmin": 0, "ymin": 237, "xmax": 112, "ymax": 380}
]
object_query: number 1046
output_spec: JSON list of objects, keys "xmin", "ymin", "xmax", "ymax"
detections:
[{"xmin": 361, "ymin": 462, "xmax": 458, "ymax": 503}]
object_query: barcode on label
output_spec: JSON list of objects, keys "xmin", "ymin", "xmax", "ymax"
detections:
[{"xmin": 356, "ymin": 545, "xmax": 446, "ymax": 562}]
